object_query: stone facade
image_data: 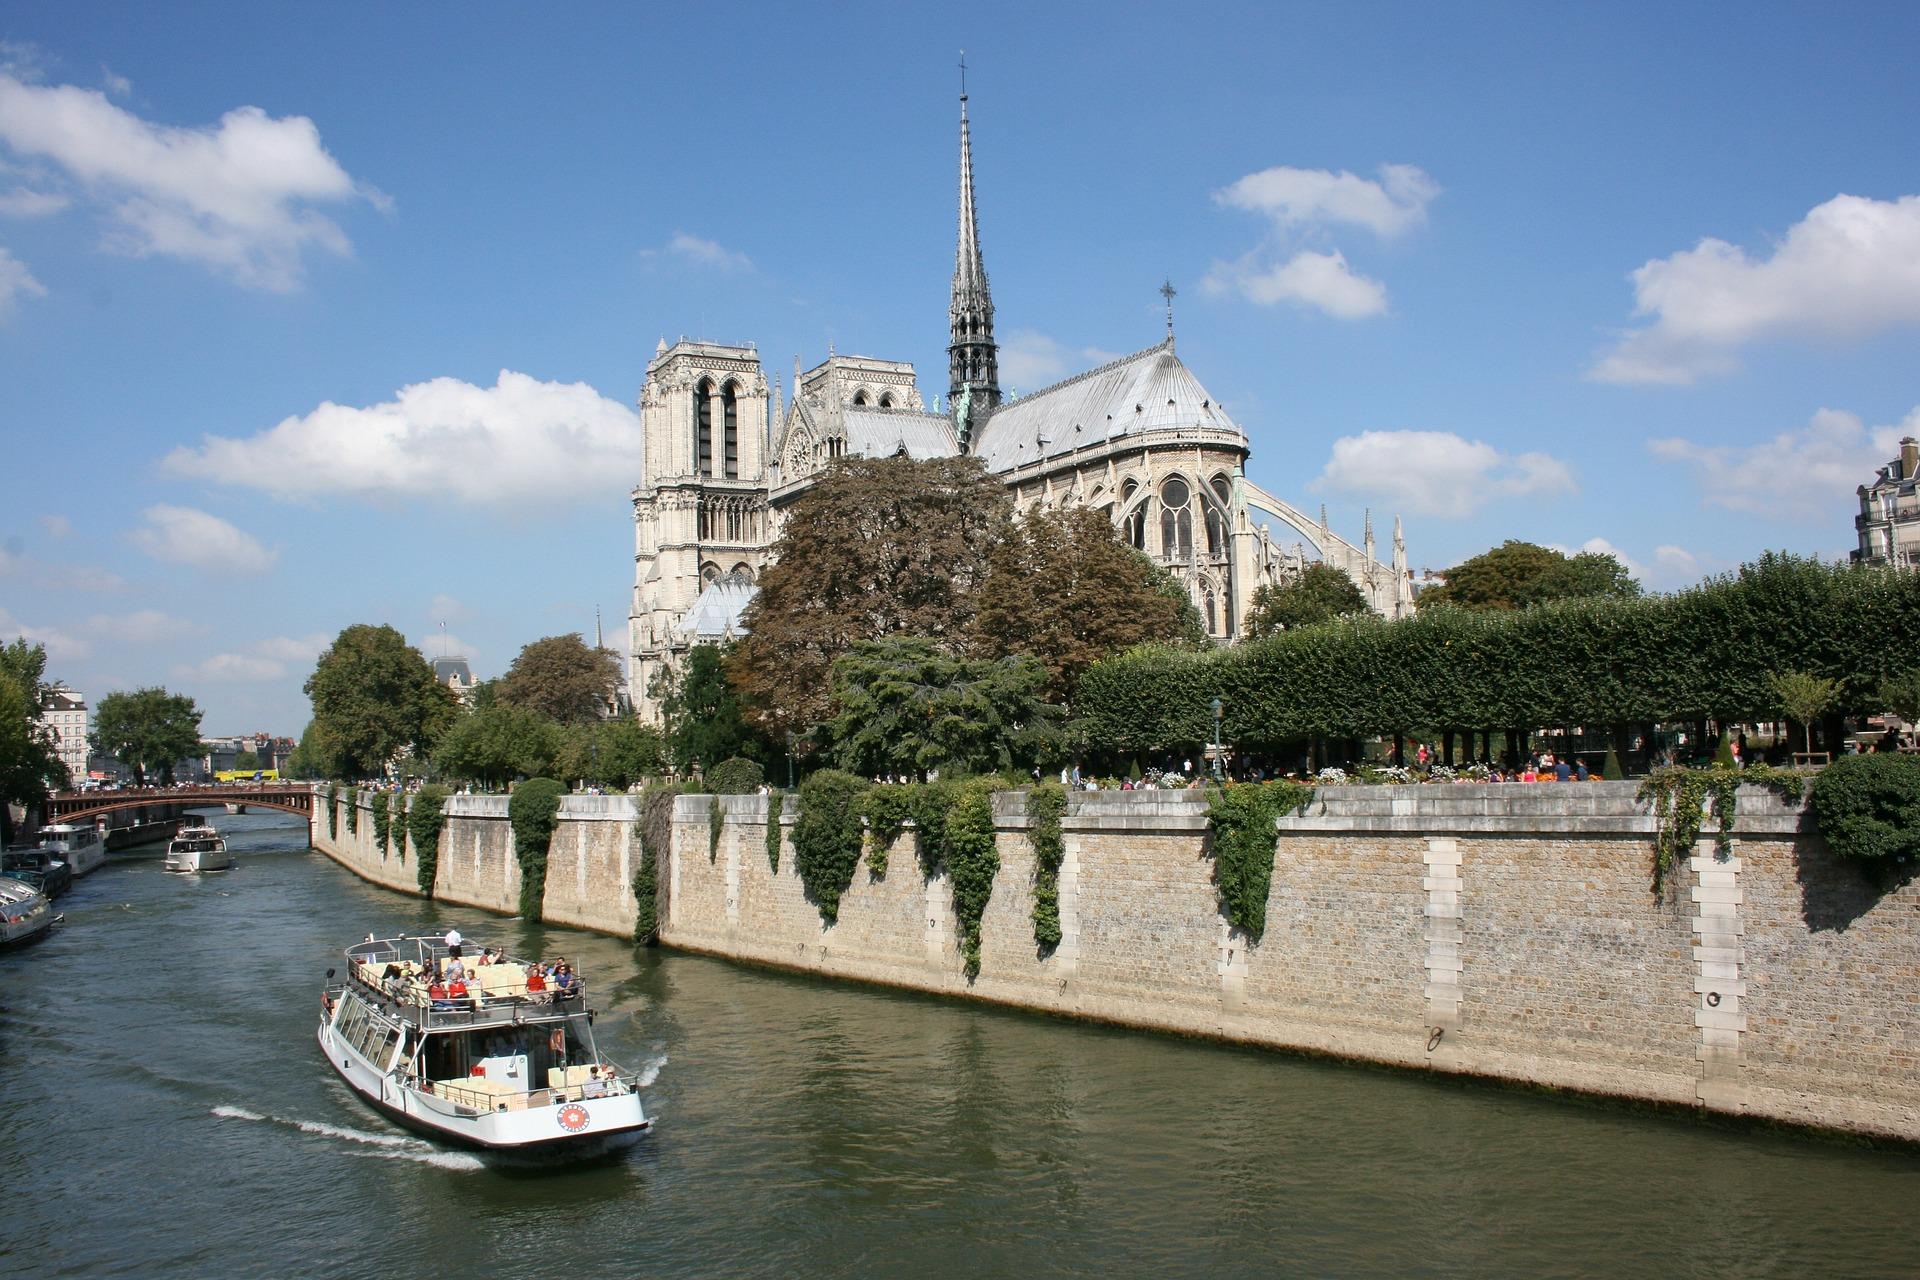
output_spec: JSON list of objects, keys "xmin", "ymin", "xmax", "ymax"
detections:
[{"xmin": 311, "ymin": 782, "xmax": 1920, "ymax": 1143}]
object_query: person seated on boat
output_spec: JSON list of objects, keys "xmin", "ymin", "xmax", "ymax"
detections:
[
  {"xmin": 427, "ymin": 977, "xmax": 453, "ymax": 1009},
  {"xmin": 476, "ymin": 947, "xmax": 494, "ymax": 967},
  {"xmin": 552, "ymin": 962, "xmax": 577, "ymax": 994},
  {"xmin": 524, "ymin": 964, "xmax": 547, "ymax": 997},
  {"xmin": 444, "ymin": 955, "xmax": 467, "ymax": 984}
]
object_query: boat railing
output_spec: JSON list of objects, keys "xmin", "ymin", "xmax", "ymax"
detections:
[{"xmin": 406, "ymin": 1063, "xmax": 635, "ymax": 1115}]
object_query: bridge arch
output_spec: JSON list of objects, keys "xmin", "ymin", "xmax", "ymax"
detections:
[{"xmin": 46, "ymin": 785, "xmax": 315, "ymax": 825}]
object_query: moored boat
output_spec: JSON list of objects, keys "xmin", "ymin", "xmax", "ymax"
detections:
[
  {"xmin": 36, "ymin": 823, "xmax": 108, "ymax": 877},
  {"xmin": 163, "ymin": 823, "xmax": 232, "ymax": 873},
  {"xmin": 0, "ymin": 877, "xmax": 58, "ymax": 946},
  {"xmin": 317, "ymin": 935, "xmax": 651, "ymax": 1151}
]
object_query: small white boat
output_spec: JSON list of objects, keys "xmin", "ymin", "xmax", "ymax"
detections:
[
  {"xmin": 36, "ymin": 823, "xmax": 108, "ymax": 878},
  {"xmin": 0, "ymin": 878, "xmax": 57, "ymax": 946},
  {"xmin": 318, "ymin": 935, "xmax": 652, "ymax": 1151},
  {"xmin": 163, "ymin": 824, "xmax": 232, "ymax": 873}
]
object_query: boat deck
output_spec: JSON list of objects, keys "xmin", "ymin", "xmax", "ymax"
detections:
[{"xmin": 344, "ymin": 935, "xmax": 588, "ymax": 1031}]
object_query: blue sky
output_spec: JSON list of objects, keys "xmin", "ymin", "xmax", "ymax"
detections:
[{"xmin": 2, "ymin": 2, "xmax": 1917, "ymax": 734}]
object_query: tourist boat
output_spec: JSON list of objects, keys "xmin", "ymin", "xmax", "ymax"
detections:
[
  {"xmin": 1, "ymin": 849, "xmax": 72, "ymax": 897},
  {"xmin": 0, "ymin": 877, "xmax": 58, "ymax": 947},
  {"xmin": 162, "ymin": 823, "xmax": 232, "ymax": 873},
  {"xmin": 317, "ymin": 935, "xmax": 651, "ymax": 1151},
  {"xmin": 35, "ymin": 823, "xmax": 108, "ymax": 877}
]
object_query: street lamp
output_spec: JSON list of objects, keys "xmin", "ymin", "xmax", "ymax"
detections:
[
  {"xmin": 1210, "ymin": 696, "xmax": 1225, "ymax": 781},
  {"xmin": 785, "ymin": 730, "xmax": 796, "ymax": 789}
]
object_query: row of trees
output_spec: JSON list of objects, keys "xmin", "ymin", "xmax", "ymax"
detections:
[{"xmin": 1075, "ymin": 552, "xmax": 1918, "ymax": 756}]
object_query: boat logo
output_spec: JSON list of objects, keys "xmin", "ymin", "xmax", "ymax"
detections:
[{"xmin": 557, "ymin": 1103, "xmax": 591, "ymax": 1133}]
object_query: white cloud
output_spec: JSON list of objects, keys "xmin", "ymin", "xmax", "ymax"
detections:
[
  {"xmin": 1206, "ymin": 162, "xmax": 1434, "ymax": 320},
  {"xmin": 427, "ymin": 594, "xmax": 472, "ymax": 625},
  {"xmin": 1207, "ymin": 248, "xmax": 1388, "ymax": 318},
  {"xmin": 0, "ymin": 188, "xmax": 69, "ymax": 216},
  {"xmin": 86, "ymin": 608, "xmax": 200, "ymax": 644},
  {"xmin": 0, "ymin": 72, "xmax": 381, "ymax": 291},
  {"xmin": 0, "ymin": 606, "xmax": 87, "ymax": 660},
  {"xmin": 1214, "ymin": 163, "xmax": 1439, "ymax": 238},
  {"xmin": 1548, "ymin": 536, "xmax": 1649, "ymax": 584},
  {"xmin": 1655, "ymin": 544, "xmax": 1710, "ymax": 583},
  {"xmin": 1314, "ymin": 429, "xmax": 1575, "ymax": 518},
  {"xmin": 998, "ymin": 329, "xmax": 1124, "ymax": 391},
  {"xmin": 59, "ymin": 565, "xmax": 127, "ymax": 592},
  {"xmin": 170, "ymin": 632, "xmax": 329, "ymax": 684},
  {"xmin": 163, "ymin": 369, "xmax": 645, "ymax": 507},
  {"xmin": 128, "ymin": 504, "xmax": 277, "ymax": 574},
  {"xmin": 0, "ymin": 245, "xmax": 46, "ymax": 316},
  {"xmin": 38, "ymin": 514, "xmax": 70, "ymax": 537},
  {"xmin": 100, "ymin": 67, "xmax": 130, "ymax": 99},
  {"xmin": 643, "ymin": 230, "xmax": 750, "ymax": 271},
  {"xmin": 1591, "ymin": 193, "xmax": 1920, "ymax": 385},
  {"xmin": 1649, "ymin": 405, "xmax": 1920, "ymax": 520}
]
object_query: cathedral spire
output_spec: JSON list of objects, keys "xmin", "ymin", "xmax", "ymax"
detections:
[{"xmin": 950, "ymin": 55, "xmax": 1000, "ymax": 444}]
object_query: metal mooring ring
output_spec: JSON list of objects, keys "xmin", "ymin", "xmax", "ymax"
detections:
[
  {"xmin": 1426, "ymin": 1027, "xmax": 1445, "ymax": 1052},
  {"xmin": 1706, "ymin": 992, "xmax": 1722, "ymax": 1008}
]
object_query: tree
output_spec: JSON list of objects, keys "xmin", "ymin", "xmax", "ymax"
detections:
[
  {"xmin": 92, "ymin": 687, "xmax": 203, "ymax": 785},
  {"xmin": 655, "ymin": 643, "xmax": 765, "ymax": 771},
  {"xmin": 1876, "ymin": 669, "xmax": 1920, "ymax": 724},
  {"xmin": 496, "ymin": 634, "xmax": 621, "ymax": 723},
  {"xmin": 283, "ymin": 721, "xmax": 323, "ymax": 780},
  {"xmin": 1244, "ymin": 562, "xmax": 1371, "ymax": 638},
  {"xmin": 553, "ymin": 717, "xmax": 665, "ymax": 789},
  {"xmin": 1771, "ymin": 669, "xmax": 1839, "ymax": 756},
  {"xmin": 1419, "ymin": 540, "xmax": 1640, "ymax": 611},
  {"xmin": 728, "ymin": 455, "xmax": 1010, "ymax": 735},
  {"xmin": 0, "ymin": 671, "xmax": 68, "ymax": 846},
  {"xmin": 232, "ymin": 750, "xmax": 261, "ymax": 772},
  {"xmin": 0, "ymin": 637, "xmax": 52, "ymax": 702},
  {"xmin": 304, "ymin": 624, "xmax": 458, "ymax": 778},
  {"xmin": 823, "ymin": 636, "xmax": 1061, "ymax": 778},
  {"xmin": 434, "ymin": 705, "xmax": 561, "ymax": 788},
  {"xmin": 970, "ymin": 505, "xmax": 1203, "ymax": 702}
]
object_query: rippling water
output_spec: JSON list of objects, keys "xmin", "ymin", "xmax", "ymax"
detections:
[{"xmin": 4, "ymin": 810, "xmax": 1918, "ymax": 1278}]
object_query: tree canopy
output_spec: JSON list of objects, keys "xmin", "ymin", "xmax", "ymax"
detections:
[
  {"xmin": 304, "ymin": 624, "xmax": 457, "ymax": 778},
  {"xmin": 728, "ymin": 454, "xmax": 1009, "ymax": 735},
  {"xmin": 91, "ymin": 687, "xmax": 202, "ymax": 785},
  {"xmin": 970, "ymin": 505, "xmax": 1204, "ymax": 702},
  {"xmin": 1419, "ymin": 540, "xmax": 1640, "ymax": 612},
  {"xmin": 496, "ymin": 634, "xmax": 622, "ymax": 723},
  {"xmin": 1244, "ymin": 562, "xmax": 1371, "ymax": 638},
  {"xmin": 433, "ymin": 704, "xmax": 560, "ymax": 787},
  {"xmin": 552, "ymin": 717, "xmax": 666, "ymax": 790},
  {"xmin": 0, "ymin": 667, "xmax": 68, "ymax": 845},
  {"xmin": 655, "ymin": 643, "xmax": 765, "ymax": 770},
  {"xmin": 822, "ymin": 636, "xmax": 1060, "ymax": 778},
  {"xmin": 1, "ymin": 637, "xmax": 52, "ymax": 702}
]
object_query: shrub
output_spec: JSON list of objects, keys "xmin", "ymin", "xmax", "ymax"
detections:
[
  {"xmin": 406, "ymin": 784, "xmax": 451, "ymax": 898},
  {"xmin": 1027, "ymin": 783, "xmax": 1066, "ymax": 950},
  {"xmin": 508, "ymin": 778, "xmax": 567, "ymax": 919},
  {"xmin": 1205, "ymin": 781, "xmax": 1311, "ymax": 938},
  {"xmin": 708, "ymin": 756, "xmax": 765, "ymax": 795},
  {"xmin": 860, "ymin": 784, "xmax": 918, "ymax": 877},
  {"xmin": 793, "ymin": 770, "xmax": 869, "ymax": 924},
  {"xmin": 1809, "ymin": 753, "xmax": 1920, "ymax": 866},
  {"xmin": 765, "ymin": 787, "xmax": 785, "ymax": 873},
  {"xmin": 944, "ymin": 777, "xmax": 1000, "ymax": 978}
]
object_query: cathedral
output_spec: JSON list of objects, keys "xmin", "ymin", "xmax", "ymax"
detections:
[{"xmin": 626, "ymin": 91, "xmax": 1413, "ymax": 721}]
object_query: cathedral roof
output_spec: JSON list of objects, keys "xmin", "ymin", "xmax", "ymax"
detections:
[
  {"xmin": 968, "ymin": 340, "xmax": 1245, "ymax": 473},
  {"xmin": 843, "ymin": 408, "xmax": 959, "ymax": 461},
  {"xmin": 674, "ymin": 578, "xmax": 755, "ymax": 642}
]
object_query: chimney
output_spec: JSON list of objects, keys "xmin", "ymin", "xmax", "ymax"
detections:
[{"xmin": 1902, "ymin": 437, "xmax": 1918, "ymax": 479}]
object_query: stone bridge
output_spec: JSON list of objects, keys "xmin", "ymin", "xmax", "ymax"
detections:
[{"xmin": 47, "ymin": 782, "xmax": 316, "ymax": 824}]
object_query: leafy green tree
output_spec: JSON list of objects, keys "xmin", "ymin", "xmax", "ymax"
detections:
[
  {"xmin": 0, "ymin": 637, "xmax": 52, "ymax": 702},
  {"xmin": 728, "ymin": 455, "xmax": 1010, "ymax": 736},
  {"xmin": 283, "ymin": 721, "xmax": 324, "ymax": 779},
  {"xmin": 232, "ymin": 750, "xmax": 261, "ymax": 772},
  {"xmin": 0, "ymin": 672, "xmax": 69, "ymax": 846},
  {"xmin": 304, "ymin": 624, "xmax": 458, "ymax": 778},
  {"xmin": 1876, "ymin": 669, "xmax": 1920, "ymax": 724},
  {"xmin": 1419, "ymin": 540, "xmax": 1639, "ymax": 611},
  {"xmin": 433, "ymin": 704, "xmax": 560, "ymax": 788},
  {"xmin": 1771, "ymin": 669, "xmax": 1839, "ymax": 756},
  {"xmin": 823, "ymin": 636, "xmax": 1061, "ymax": 778},
  {"xmin": 91, "ymin": 687, "xmax": 202, "ymax": 785},
  {"xmin": 655, "ymin": 643, "xmax": 766, "ymax": 772},
  {"xmin": 496, "ymin": 633, "xmax": 621, "ymax": 723},
  {"xmin": 1244, "ymin": 562, "xmax": 1371, "ymax": 638},
  {"xmin": 552, "ymin": 717, "xmax": 665, "ymax": 789},
  {"xmin": 970, "ymin": 505, "xmax": 1202, "ymax": 702}
]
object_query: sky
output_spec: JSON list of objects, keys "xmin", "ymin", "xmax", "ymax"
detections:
[{"xmin": 1, "ymin": 2, "xmax": 1918, "ymax": 735}]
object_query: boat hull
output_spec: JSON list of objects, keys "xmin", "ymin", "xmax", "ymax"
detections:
[
  {"xmin": 316, "ymin": 1020, "xmax": 650, "ymax": 1151},
  {"xmin": 163, "ymin": 851, "xmax": 233, "ymax": 872}
]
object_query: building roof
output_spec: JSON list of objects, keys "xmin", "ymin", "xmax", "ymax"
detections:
[
  {"xmin": 968, "ymin": 340, "xmax": 1246, "ymax": 473},
  {"xmin": 842, "ymin": 408, "xmax": 959, "ymax": 461},
  {"xmin": 432, "ymin": 657, "xmax": 473, "ymax": 685},
  {"xmin": 674, "ymin": 578, "xmax": 756, "ymax": 642}
]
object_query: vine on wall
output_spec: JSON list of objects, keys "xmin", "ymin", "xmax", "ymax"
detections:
[
  {"xmin": 406, "ymin": 784, "xmax": 450, "ymax": 897},
  {"xmin": 345, "ymin": 791, "xmax": 359, "ymax": 836},
  {"xmin": 325, "ymin": 783, "xmax": 340, "ymax": 838},
  {"xmin": 370, "ymin": 791, "xmax": 391, "ymax": 855},
  {"xmin": 765, "ymin": 788, "xmax": 785, "ymax": 873},
  {"xmin": 1204, "ymin": 781, "xmax": 1312, "ymax": 939},
  {"xmin": 632, "ymin": 817, "xmax": 660, "ymax": 945},
  {"xmin": 792, "ymin": 770, "xmax": 868, "ymax": 924},
  {"xmin": 860, "ymin": 784, "xmax": 917, "ymax": 878},
  {"xmin": 1638, "ymin": 764, "xmax": 1803, "ymax": 896},
  {"xmin": 709, "ymin": 796, "xmax": 725, "ymax": 862},
  {"xmin": 508, "ymin": 778, "xmax": 566, "ymax": 919},
  {"xmin": 1027, "ymin": 783, "xmax": 1066, "ymax": 950},
  {"xmin": 944, "ymin": 778, "xmax": 1000, "ymax": 979}
]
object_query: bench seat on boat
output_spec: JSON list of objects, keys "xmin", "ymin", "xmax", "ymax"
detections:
[{"xmin": 473, "ymin": 963, "xmax": 526, "ymax": 997}]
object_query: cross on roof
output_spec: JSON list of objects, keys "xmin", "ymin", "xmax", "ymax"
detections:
[{"xmin": 1160, "ymin": 279, "xmax": 1177, "ymax": 339}]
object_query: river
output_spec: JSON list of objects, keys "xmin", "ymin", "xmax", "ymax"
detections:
[{"xmin": 3, "ymin": 810, "xmax": 1918, "ymax": 1278}]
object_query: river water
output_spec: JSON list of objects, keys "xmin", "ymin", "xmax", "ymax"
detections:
[{"xmin": 4, "ymin": 811, "xmax": 1919, "ymax": 1278}]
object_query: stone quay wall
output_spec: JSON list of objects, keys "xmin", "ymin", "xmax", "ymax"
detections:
[{"xmin": 310, "ymin": 782, "xmax": 1920, "ymax": 1143}]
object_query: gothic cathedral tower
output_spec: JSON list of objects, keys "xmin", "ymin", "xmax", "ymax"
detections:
[
  {"xmin": 628, "ymin": 340, "xmax": 771, "ymax": 720},
  {"xmin": 949, "ymin": 87, "xmax": 1000, "ymax": 448}
]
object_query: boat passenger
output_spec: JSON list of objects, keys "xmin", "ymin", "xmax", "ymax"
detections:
[
  {"xmin": 445, "ymin": 927, "xmax": 463, "ymax": 959},
  {"xmin": 525, "ymin": 966, "xmax": 547, "ymax": 995},
  {"xmin": 553, "ymin": 962, "xmax": 577, "ymax": 993},
  {"xmin": 428, "ymin": 978, "xmax": 453, "ymax": 1010},
  {"xmin": 445, "ymin": 955, "xmax": 467, "ymax": 983}
]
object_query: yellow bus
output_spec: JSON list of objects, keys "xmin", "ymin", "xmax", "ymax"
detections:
[{"xmin": 214, "ymin": 769, "xmax": 281, "ymax": 782}]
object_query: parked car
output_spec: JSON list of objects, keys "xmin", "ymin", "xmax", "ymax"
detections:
[{"xmin": 1, "ymin": 851, "xmax": 72, "ymax": 898}]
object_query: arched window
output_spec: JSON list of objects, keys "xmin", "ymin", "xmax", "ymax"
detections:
[
  {"xmin": 722, "ymin": 383, "xmax": 739, "ymax": 479},
  {"xmin": 879, "ymin": 393, "xmax": 895, "ymax": 408},
  {"xmin": 1160, "ymin": 477, "xmax": 1193, "ymax": 559},
  {"xmin": 852, "ymin": 390, "xmax": 869, "ymax": 406},
  {"xmin": 1204, "ymin": 591, "xmax": 1217, "ymax": 635},
  {"xmin": 694, "ymin": 379, "xmax": 713, "ymax": 476},
  {"xmin": 701, "ymin": 561, "xmax": 721, "ymax": 586}
]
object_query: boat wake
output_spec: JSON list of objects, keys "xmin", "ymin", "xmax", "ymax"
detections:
[
  {"xmin": 635, "ymin": 1050, "xmax": 668, "ymax": 1088},
  {"xmin": 211, "ymin": 1104, "xmax": 484, "ymax": 1171}
]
